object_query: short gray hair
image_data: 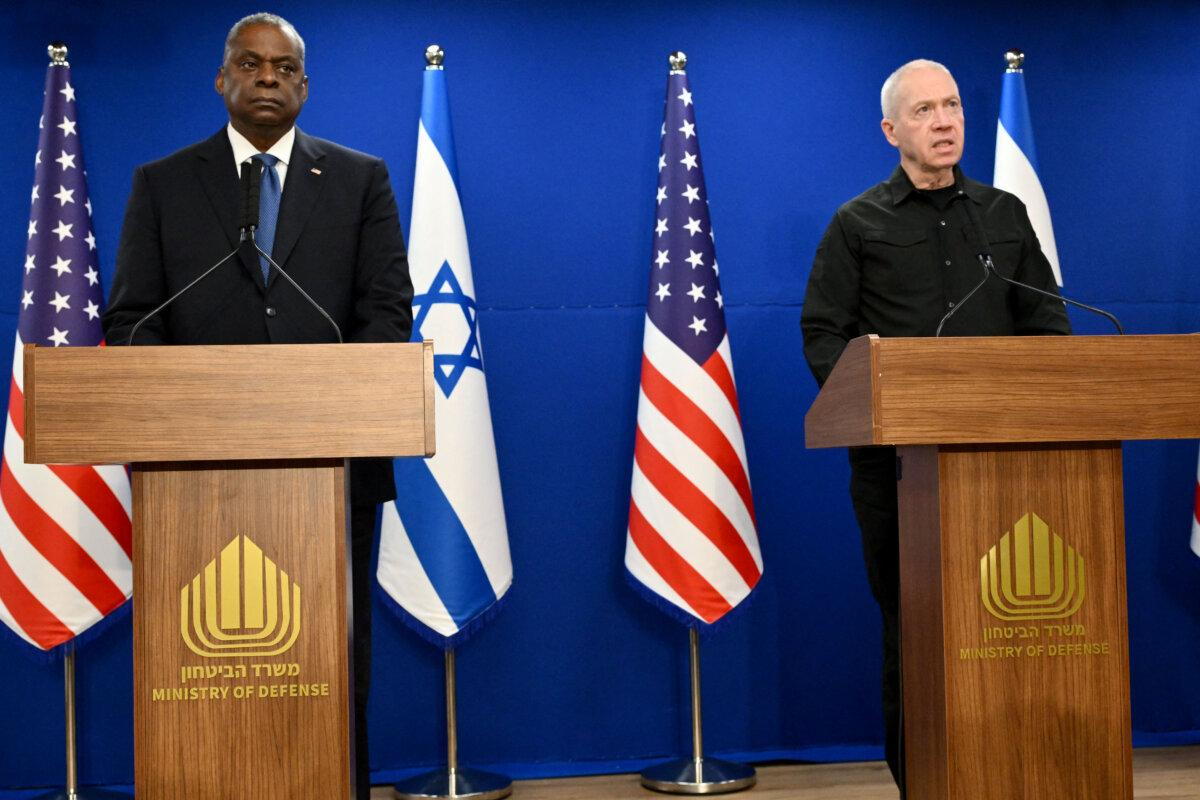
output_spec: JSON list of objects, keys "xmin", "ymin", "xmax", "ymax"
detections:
[
  {"xmin": 223, "ymin": 13, "xmax": 306, "ymax": 66},
  {"xmin": 880, "ymin": 59, "xmax": 953, "ymax": 118}
]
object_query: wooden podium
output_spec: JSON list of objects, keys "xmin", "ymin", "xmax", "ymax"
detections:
[
  {"xmin": 24, "ymin": 342, "xmax": 434, "ymax": 800},
  {"xmin": 806, "ymin": 334, "xmax": 1200, "ymax": 800}
]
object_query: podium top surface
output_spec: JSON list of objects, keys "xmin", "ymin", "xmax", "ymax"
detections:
[
  {"xmin": 24, "ymin": 342, "xmax": 434, "ymax": 464},
  {"xmin": 805, "ymin": 334, "xmax": 1200, "ymax": 448}
]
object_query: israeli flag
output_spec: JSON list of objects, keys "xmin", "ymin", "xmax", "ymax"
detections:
[
  {"xmin": 993, "ymin": 56, "xmax": 1062, "ymax": 287},
  {"xmin": 377, "ymin": 57, "xmax": 513, "ymax": 646}
]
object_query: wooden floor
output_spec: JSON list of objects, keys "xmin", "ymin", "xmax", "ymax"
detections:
[{"xmin": 373, "ymin": 746, "xmax": 1200, "ymax": 799}]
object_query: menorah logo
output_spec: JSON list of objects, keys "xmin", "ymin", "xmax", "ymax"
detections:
[
  {"xmin": 979, "ymin": 512, "xmax": 1085, "ymax": 621},
  {"xmin": 180, "ymin": 534, "xmax": 301, "ymax": 658}
]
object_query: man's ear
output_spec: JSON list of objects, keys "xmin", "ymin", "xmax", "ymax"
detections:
[
  {"xmin": 300, "ymin": 75, "xmax": 309, "ymax": 105},
  {"xmin": 215, "ymin": 67, "xmax": 225, "ymax": 97},
  {"xmin": 881, "ymin": 117, "xmax": 898, "ymax": 147}
]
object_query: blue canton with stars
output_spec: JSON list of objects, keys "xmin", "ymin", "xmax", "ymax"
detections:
[
  {"xmin": 411, "ymin": 260, "xmax": 482, "ymax": 398},
  {"xmin": 23, "ymin": 63, "xmax": 107, "ymax": 348},
  {"xmin": 647, "ymin": 70, "xmax": 726, "ymax": 365}
]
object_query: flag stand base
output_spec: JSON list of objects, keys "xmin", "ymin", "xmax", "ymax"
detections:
[
  {"xmin": 640, "ymin": 757, "xmax": 757, "ymax": 795},
  {"xmin": 33, "ymin": 790, "xmax": 132, "ymax": 800},
  {"xmin": 393, "ymin": 768, "xmax": 512, "ymax": 800}
]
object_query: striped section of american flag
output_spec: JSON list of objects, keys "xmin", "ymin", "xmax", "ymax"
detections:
[
  {"xmin": 625, "ymin": 62, "xmax": 761, "ymax": 625},
  {"xmin": 0, "ymin": 56, "xmax": 132, "ymax": 654}
]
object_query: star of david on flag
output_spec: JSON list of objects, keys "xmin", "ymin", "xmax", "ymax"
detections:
[
  {"xmin": 624, "ymin": 60, "xmax": 762, "ymax": 626},
  {"xmin": 0, "ymin": 55, "xmax": 133, "ymax": 656},
  {"xmin": 377, "ymin": 58, "xmax": 512, "ymax": 646}
]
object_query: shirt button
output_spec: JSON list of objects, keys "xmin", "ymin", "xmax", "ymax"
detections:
[
  {"xmin": 947, "ymin": 301, "xmax": 955, "ymax": 308},
  {"xmin": 944, "ymin": 259, "xmax": 952, "ymax": 266},
  {"xmin": 939, "ymin": 220, "xmax": 947, "ymax": 227},
  {"xmin": 265, "ymin": 306, "xmax": 277, "ymax": 317}
]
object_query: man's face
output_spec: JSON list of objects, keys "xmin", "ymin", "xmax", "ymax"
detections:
[
  {"xmin": 215, "ymin": 23, "xmax": 308, "ymax": 137},
  {"xmin": 881, "ymin": 67, "xmax": 964, "ymax": 179}
]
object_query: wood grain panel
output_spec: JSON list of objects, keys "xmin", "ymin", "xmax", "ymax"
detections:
[
  {"xmin": 898, "ymin": 443, "xmax": 1132, "ymax": 800},
  {"xmin": 807, "ymin": 334, "xmax": 1200, "ymax": 447},
  {"xmin": 804, "ymin": 335, "xmax": 879, "ymax": 448},
  {"xmin": 24, "ymin": 343, "xmax": 431, "ymax": 464},
  {"xmin": 132, "ymin": 461, "xmax": 351, "ymax": 800}
]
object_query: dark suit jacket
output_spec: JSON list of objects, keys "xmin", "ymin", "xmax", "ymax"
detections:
[{"xmin": 103, "ymin": 127, "xmax": 414, "ymax": 504}]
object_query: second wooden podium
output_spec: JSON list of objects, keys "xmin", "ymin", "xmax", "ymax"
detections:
[
  {"xmin": 24, "ymin": 342, "xmax": 434, "ymax": 800},
  {"xmin": 806, "ymin": 334, "xmax": 1200, "ymax": 800}
]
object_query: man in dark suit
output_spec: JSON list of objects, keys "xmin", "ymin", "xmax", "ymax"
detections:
[{"xmin": 102, "ymin": 13, "xmax": 412, "ymax": 800}]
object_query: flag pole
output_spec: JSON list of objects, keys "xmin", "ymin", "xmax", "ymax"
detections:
[
  {"xmin": 392, "ymin": 647, "xmax": 513, "ymax": 800},
  {"xmin": 640, "ymin": 627, "xmax": 756, "ymax": 794},
  {"xmin": 33, "ymin": 643, "xmax": 130, "ymax": 800}
]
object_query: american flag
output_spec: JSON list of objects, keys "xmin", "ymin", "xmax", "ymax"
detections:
[
  {"xmin": 625, "ymin": 59, "xmax": 761, "ymax": 624},
  {"xmin": 0, "ymin": 53, "xmax": 132, "ymax": 654}
]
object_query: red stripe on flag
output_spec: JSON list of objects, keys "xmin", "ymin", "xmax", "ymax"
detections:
[
  {"xmin": 7, "ymin": 378, "xmax": 23, "ymax": 439},
  {"xmin": 48, "ymin": 465, "xmax": 132, "ymax": 559},
  {"xmin": 702, "ymin": 350, "xmax": 742, "ymax": 422},
  {"xmin": 0, "ymin": 457, "xmax": 125, "ymax": 614},
  {"xmin": 628, "ymin": 501, "xmax": 731, "ymax": 624},
  {"xmin": 0, "ymin": 546, "xmax": 73, "ymax": 651},
  {"xmin": 640, "ymin": 355, "xmax": 756, "ymax": 523},
  {"xmin": 633, "ymin": 429, "xmax": 761, "ymax": 587}
]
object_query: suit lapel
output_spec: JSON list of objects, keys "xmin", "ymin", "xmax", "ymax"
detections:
[
  {"xmin": 192, "ymin": 129, "xmax": 265, "ymax": 291},
  {"xmin": 270, "ymin": 128, "xmax": 327, "ymax": 286}
]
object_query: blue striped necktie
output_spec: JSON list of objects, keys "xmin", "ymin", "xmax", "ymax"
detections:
[{"xmin": 252, "ymin": 153, "xmax": 280, "ymax": 283}]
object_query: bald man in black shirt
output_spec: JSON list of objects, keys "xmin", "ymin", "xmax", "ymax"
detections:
[{"xmin": 800, "ymin": 59, "xmax": 1069, "ymax": 797}]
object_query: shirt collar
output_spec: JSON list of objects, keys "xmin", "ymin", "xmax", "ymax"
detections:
[
  {"xmin": 886, "ymin": 164, "xmax": 983, "ymax": 206},
  {"xmin": 226, "ymin": 123, "xmax": 295, "ymax": 168}
]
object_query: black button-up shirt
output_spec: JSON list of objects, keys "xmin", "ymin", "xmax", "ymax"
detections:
[{"xmin": 801, "ymin": 165, "xmax": 1071, "ymax": 386}]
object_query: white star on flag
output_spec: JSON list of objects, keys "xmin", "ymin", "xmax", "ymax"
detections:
[
  {"xmin": 59, "ymin": 82, "xmax": 75, "ymax": 102},
  {"xmin": 58, "ymin": 117, "xmax": 77, "ymax": 136},
  {"xmin": 21, "ymin": 292, "xmax": 33, "ymax": 309},
  {"xmin": 678, "ymin": 120, "xmax": 696, "ymax": 139},
  {"xmin": 54, "ymin": 186, "xmax": 75, "ymax": 206},
  {"xmin": 656, "ymin": 218, "xmax": 669, "ymax": 236},
  {"xmin": 85, "ymin": 266, "xmax": 99, "ymax": 285},
  {"xmin": 655, "ymin": 249, "xmax": 670, "ymax": 268},
  {"xmin": 24, "ymin": 255, "xmax": 35, "ymax": 273},
  {"xmin": 56, "ymin": 150, "xmax": 76, "ymax": 170},
  {"xmin": 85, "ymin": 231, "xmax": 96, "ymax": 251},
  {"xmin": 680, "ymin": 151, "xmax": 698, "ymax": 170},
  {"xmin": 685, "ymin": 250, "xmax": 704, "ymax": 268},
  {"xmin": 715, "ymin": 291, "xmax": 723, "ymax": 308},
  {"xmin": 658, "ymin": 154, "xmax": 666, "ymax": 172},
  {"xmin": 655, "ymin": 283, "xmax": 671, "ymax": 301},
  {"xmin": 682, "ymin": 184, "xmax": 700, "ymax": 204},
  {"xmin": 31, "ymin": 185, "xmax": 39, "ymax": 202},
  {"xmin": 84, "ymin": 300, "xmax": 100, "ymax": 320},
  {"xmin": 656, "ymin": 186, "xmax": 667, "ymax": 205},
  {"xmin": 678, "ymin": 87, "xmax": 692, "ymax": 106},
  {"xmin": 49, "ymin": 292, "xmax": 71, "ymax": 313},
  {"xmin": 684, "ymin": 217, "xmax": 703, "ymax": 236},
  {"xmin": 688, "ymin": 315, "xmax": 707, "ymax": 335},
  {"xmin": 687, "ymin": 283, "xmax": 707, "ymax": 302},
  {"xmin": 27, "ymin": 220, "xmax": 37, "ymax": 239},
  {"xmin": 85, "ymin": 198, "xmax": 91, "ymax": 216},
  {"xmin": 48, "ymin": 328, "xmax": 69, "ymax": 346},
  {"xmin": 51, "ymin": 257, "xmax": 71, "ymax": 277}
]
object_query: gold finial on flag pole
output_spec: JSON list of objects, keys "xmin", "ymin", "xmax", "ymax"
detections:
[
  {"xmin": 48, "ymin": 42, "xmax": 69, "ymax": 66},
  {"xmin": 425, "ymin": 44, "xmax": 445, "ymax": 70},
  {"xmin": 1005, "ymin": 48, "xmax": 1025, "ymax": 73},
  {"xmin": 669, "ymin": 50, "xmax": 687, "ymax": 74}
]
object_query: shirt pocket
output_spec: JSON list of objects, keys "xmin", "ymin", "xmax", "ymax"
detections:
[
  {"xmin": 984, "ymin": 227, "xmax": 1023, "ymax": 279},
  {"xmin": 859, "ymin": 228, "xmax": 933, "ymax": 294}
]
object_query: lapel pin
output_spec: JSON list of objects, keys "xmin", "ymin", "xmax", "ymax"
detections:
[{"xmin": 310, "ymin": 167, "xmax": 322, "ymax": 175}]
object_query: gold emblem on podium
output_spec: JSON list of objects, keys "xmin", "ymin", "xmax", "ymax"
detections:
[
  {"xmin": 181, "ymin": 535, "xmax": 301, "ymax": 658},
  {"xmin": 980, "ymin": 512, "xmax": 1084, "ymax": 621}
]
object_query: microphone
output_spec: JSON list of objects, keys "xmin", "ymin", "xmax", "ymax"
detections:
[
  {"xmin": 242, "ymin": 158, "xmax": 343, "ymax": 343},
  {"xmin": 961, "ymin": 198, "xmax": 1124, "ymax": 335},
  {"xmin": 126, "ymin": 163, "xmax": 260, "ymax": 344},
  {"xmin": 935, "ymin": 255, "xmax": 990, "ymax": 337}
]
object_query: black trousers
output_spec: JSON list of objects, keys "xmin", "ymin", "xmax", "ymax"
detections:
[
  {"xmin": 350, "ymin": 502, "xmax": 377, "ymax": 800},
  {"xmin": 848, "ymin": 447, "xmax": 904, "ymax": 798}
]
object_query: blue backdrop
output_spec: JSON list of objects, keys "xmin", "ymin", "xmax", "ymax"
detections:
[{"xmin": 2, "ymin": 0, "xmax": 1200, "ymax": 791}]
